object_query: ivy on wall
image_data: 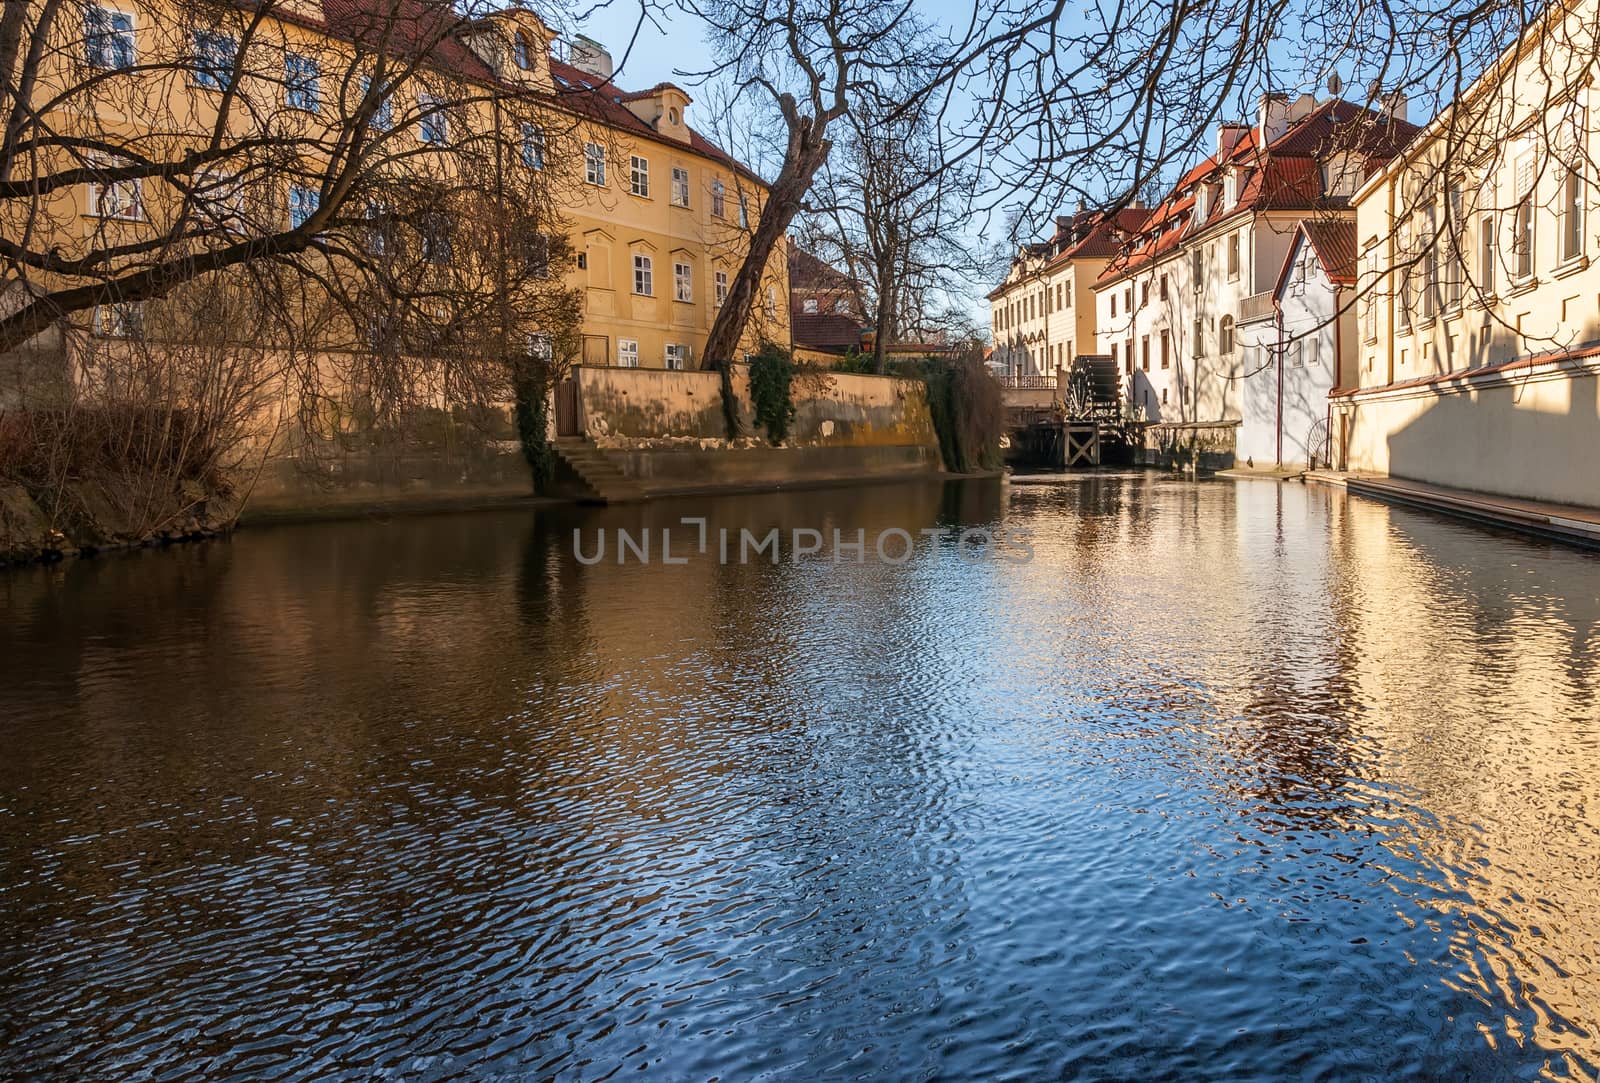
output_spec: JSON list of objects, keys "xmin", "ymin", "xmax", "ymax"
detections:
[{"xmin": 747, "ymin": 344, "xmax": 797, "ymax": 445}]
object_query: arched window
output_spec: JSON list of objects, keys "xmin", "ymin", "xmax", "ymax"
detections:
[
  {"xmin": 1219, "ymin": 315, "xmax": 1235, "ymax": 354},
  {"xmin": 513, "ymin": 31, "xmax": 532, "ymax": 70}
]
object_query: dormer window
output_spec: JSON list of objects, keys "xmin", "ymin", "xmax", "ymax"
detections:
[
  {"xmin": 1195, "ymin": 185, "xmax": 1211, "ymax": 221},
  {"xmin": 513, "ymin": 31, "xmax": 532, "ymax": 70},
  {"xmin": 1322, "ymin": 153, "xmax": 1362, "ymax": 198},
  {"xmin": 1223, "ymin": 169, "xmax": 1239, "ymax": 209}
]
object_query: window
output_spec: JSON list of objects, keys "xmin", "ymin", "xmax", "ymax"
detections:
[
  {"xmin": 834, "ymin": 298, "xmax": 849, "ymax": 314},
  {"xmin": 1064, "ymin": 285, "xmax": 1072, "ymax": 309},
  {"xmin": 1140, "ymin": 282, "xmax": 1149, "ymax": 306},
  {"xmin": 364, "ymin": 200, "xmax": 392, "ymax": 255},
  {"xmin": 1191, "ymin": 249, "xmax": 1203, "ymax": 285},
  {"xmin": 739, "ymin": 195, "xmax": 750, "ymax": 229},
  {"xmin": 1159, "ymin": 275, "xmax": 1169, "ymax": 301},
  {"xmin": 522, "ymin": 231, "xmax": 549, "ymax": 278},
  {"xmin": 1160, "ymin": 329, "xmax": 1170, "ymax": 369},
  {"xmin": 665, "ymin": 344, "xmax": 687, "ymax": 370},
  {"xmin": 1512, "ymin": 152, "xmax": 1535, "ymax": 280},
  {"xmin": 288, "ymin": 184, "xmax": 319, "ymax": 229},
  {"xmin": 1065, "ymin": 339, "xmax": 1073, "ymax": 363},
  {"xmin": 1123, "ymin": 287, "xmax": 1131, "ymax": 312},
  {"xmin": 1219, "ymin": 315, "xmax": 1235, "ymax": 354},
  {"xmin": 1125, "ymin": 338, "xmax": 1134, "ymax": 374},
  {"xmin": 85, "ymin": 6, "xmax": 134, "ymax": 69},
  {"xmin": 195, "ymin": 171, "xmax": 244, "ymax": 228},
  {"xmin": 1512, "ymin": 200, "xmax": 1534, "ymax": 280},
  {"xmin": 93, "ymin": 301, "xmax": 142, "ymax": 338},
  {"xmin": 630, "ymin": 155, "xmax": 650, "ymax": 198},
  {"xmin": 1227, "ymin": 233, "xmax": 1241, "ymax": 279},
  {"xmin": 803, "ymin": 298, "xmax": 818, "ymax": 314},
  {"xmin": 618, "ymin": 339, "xmax": 639, "ymax": 367},
  {"xmin": 1110, "ymin": 294, "xmax": 1117, "ymax": 318},
  {"xmin": 1478, "ymin": 215, "xmax": 1496, "ymax": 297},
  {"xmin": 765, "ymin": 286, "xmax": 776, "ymax": 319},
  {"xmin": 87, "ymin": 160, "xmax": 142, "ymax": 220},
  {"xmin": 192, "ymin": 30, "xmax": 235, "ymax": 89},
  {"xmin": 711, "ymin": 179, "xmax": 725, "ymax": 218},
  {"xmin": 1420, "ymin": 207, "xmax": 1437, "ymax": 320},
  {"xmin": 527, "ymin": 333, "xmax": 552, "ymax": 361},
  {"xmin": 521, "ymin": 124, "xmax": 544, "ymax": 169},
  {"xmin": 421, "ymin": 214, "xmax": 450, "ymax": 264},
  {"xmin": 585, "ymin": 142, "xmax": 606, "ymax": 186},
  {"xmin": 1192, "ymin": 317, "xmax": 1204, "ymax": 357},
  {"xmin": 1224, "ymin": 169, "xmax": 1238, "ymax": 209},
  {"xmin": 513, "ymin": 31, "xmax": 532, "ymax": 70},
  {"xmin": 1112, "ymin": 343, "xmax": 1121, "ymax": 372},
  {"xmin": 285, "ymin": 53, "xmax": 319, "ymax": 112},
  {"xmin": 1444, "ymin": 183, "xmax": 1464, "ymax": 308},
  {"xmin": 361, "ymin": 77, "xmax": 393, "ymax": 130},
  {"xmin": 1141, "ymin": 335, "xmax": 1150, "ymax": 372},
  {"xmin": 418, "ymin": 94, "xmax": 447, "ymax": 145},
  {"xmin": 1562, "ymin": 167, "xmax": 1585, "ymax": 263},
  {"xmin": 1362, "ymin": 252, "xmax": 1378, "ymax": 342},
  {"xmin": 632, "ymin": 253, "xmax": 653, "ymax": 295},
  {"xmin": 714, "ymin": 269, "xmax": 728, "ymax": 306},
  {"xmin": 673, "ymin": 260, "xmax": 692, "ymax": 302},
  {"xmin": 671, "ymin": 167, "xmax": 690, "ymax": 207}
]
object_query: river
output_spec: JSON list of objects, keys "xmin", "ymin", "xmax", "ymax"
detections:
[{"xmin": 2, "ymin": 475, "xmax": 1597, "ymax": 1080}]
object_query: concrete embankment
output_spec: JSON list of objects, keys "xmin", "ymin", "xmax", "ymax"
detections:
[
  {"xmin": 548, "ymin": 365, "xmax": 946, "ymax": 502},
  {"xmin": 2, "ymin": 365, "xmax": 951, "ymax": 566}
]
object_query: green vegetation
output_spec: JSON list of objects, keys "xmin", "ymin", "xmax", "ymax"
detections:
[
  {"xmin": 747, "ymin": 344, "xmax": 798, "ymax": 445},
  {"xmin": 831, "ymin": 354, "xmax": 1003, "ymax": 473},
  {"xmin": 512, "ymin": 356, "xmax": 555, "ymax": 492}
]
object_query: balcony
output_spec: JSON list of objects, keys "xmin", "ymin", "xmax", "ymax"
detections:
[{"xmin": 1237, "ymin": 291, "xmax": 1276, "ymax": 326}]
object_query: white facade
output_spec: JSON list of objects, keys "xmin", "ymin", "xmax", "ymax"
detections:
[
  {"xmin": 1093, "ymin": 215, "xmax": 1298, "ymax": 423},
  {"xmin": 1245, "ymin": 229, "xmax": 1355, "ymax": 467}
]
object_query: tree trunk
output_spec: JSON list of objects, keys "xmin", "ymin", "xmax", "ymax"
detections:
[{"xmin": 701, "ymin": 120, "xmax": 830, "ymax": 369}]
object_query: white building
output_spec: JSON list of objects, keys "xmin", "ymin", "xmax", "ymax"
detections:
[
  {"xmin": 988, "ymin": 210, "xmax": 1152, "ymax": 383},
  {"xmin": 1092, "ymin": 94, "xmax": 1417, "ymax": 436},
  {"xmin": 1250, "ymin": 221, "xmax": 1359, "ymax": 466}
]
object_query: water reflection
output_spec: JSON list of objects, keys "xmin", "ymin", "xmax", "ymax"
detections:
[{"xmin": 1, "ymin": 475, "xmax": 1598, "ymax": 1080}]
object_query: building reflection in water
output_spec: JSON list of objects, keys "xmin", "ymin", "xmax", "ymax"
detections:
[{"xmin": 0, "ymin": 474, "xmax": 1597, "ymax": 1078}]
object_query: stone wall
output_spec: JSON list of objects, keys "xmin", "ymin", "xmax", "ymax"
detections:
[
  {"xmin": 576, "ymin": 364, "xmax": 940, "ymax": 451},
  {"xmin": 570, "ymin": 364, "xmax": 944, "ymax": 494},
  {"xmin": 1133, "ymin": 421, "xmax": 1239, "ymax": 471}
]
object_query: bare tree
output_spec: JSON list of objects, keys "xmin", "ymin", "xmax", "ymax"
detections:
[
  {"xmin": 676, "ymin": 0, "xmax": 923, "ymax": 366},
  {"xmin": 0, "ymin": 0, "xmax": 588, "ymax": 528},
  {"xmin": 801, "ymin": 83, "xmax": 982, "ymax": 371}
]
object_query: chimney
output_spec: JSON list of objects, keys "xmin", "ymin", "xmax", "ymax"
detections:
[
  {"xmin": 1216, "ymin": 122, "xmax": 1249, "ymax": 159},
  {"xmin": 1257, "ymin": 92, "xmax": 1291, "ymax": 145},
  {"xmin": 1382, "ymin": 92, "xmax": 1408, "ymax": 124},
  {"xmin": 569, "ymin": 34, "xmax": 612, "ymax": 81}
]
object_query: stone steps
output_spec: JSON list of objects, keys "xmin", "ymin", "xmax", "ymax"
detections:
[{"xmin": 551, "ymin": 438, "xmax": 646, "ymax": 504}]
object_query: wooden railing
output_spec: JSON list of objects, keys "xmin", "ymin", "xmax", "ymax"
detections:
[{"xmin": 998, "ymin": 373, "xmax": 1056, "ymax": 389}]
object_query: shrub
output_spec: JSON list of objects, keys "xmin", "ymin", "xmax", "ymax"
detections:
[{"xmin": 747, "ymin": 343, "xmax": 797, "ymax": 445}]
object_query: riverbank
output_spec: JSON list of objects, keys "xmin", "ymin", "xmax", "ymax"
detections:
[{"xmin": 1305, "ymin": 470, "xmax": 1600, "ymax": 550}]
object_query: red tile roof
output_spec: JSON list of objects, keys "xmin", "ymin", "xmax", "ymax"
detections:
[
  {"xmin": 792, "ymin": 313, "xmax": 865, "ymax": 351},
  {"xmin": 285, "ymin": 0, "xmax": 764, "ymax": 183},
  {"xmin": 1301, "ymin": 220, "xmax": 1359, "ymax": 284},
  {"xmin": 1096, "ymin": 98, "xmax": 1420, "ymax": 285}
]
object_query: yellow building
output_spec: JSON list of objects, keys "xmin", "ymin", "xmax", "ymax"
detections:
[
  {"xmin": 1, "ymin": 0, "xmax": 786, "ymax": 373},
  {"xmin": 543, "ymin": 39, "xmax": 790, "ymax": 370},
  {"xmin": 1338, "ymin": 0, "xmax": 1600, "ymax": 506}
]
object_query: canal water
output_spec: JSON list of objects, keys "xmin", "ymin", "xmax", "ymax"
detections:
[{"xmin": 2, "ymin": 476, "xmax": 1598, "ymax": 1081}]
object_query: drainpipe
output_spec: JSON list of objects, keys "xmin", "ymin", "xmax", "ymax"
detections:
[
  {"xmin": 1329, "ymin": 284, "xmax": 1344, "ymax": 469},
  {"xmin": 1275, "ymin": 296, "xmax": 1284, "ymax": 466}
]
